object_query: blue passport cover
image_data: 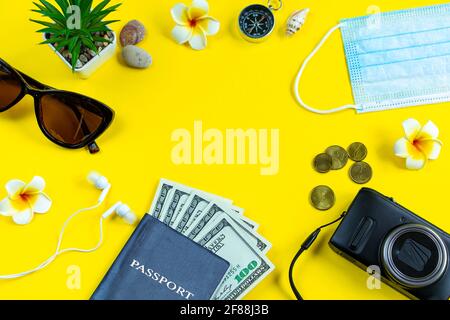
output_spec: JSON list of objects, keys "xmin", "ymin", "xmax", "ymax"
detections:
[{"xmin": 91, "ymin": 214, "xmax": 230, "ymax": 300}]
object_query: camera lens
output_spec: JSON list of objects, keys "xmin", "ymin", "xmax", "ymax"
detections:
[{"xmin": 382, "ymin": 224, "xmax": 448, "ymax": 288}]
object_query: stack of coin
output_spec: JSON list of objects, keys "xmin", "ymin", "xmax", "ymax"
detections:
[{"xmin": 311, "ymin": 142, "xmax": 373, "ymax": 211}]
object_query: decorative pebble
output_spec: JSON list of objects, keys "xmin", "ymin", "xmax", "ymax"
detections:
[
  {"xmin": 122, "ymin": 45, "xmax": 152, "ymax": 69},
  {"xmin": 62, "ymin": 50, "xmax": 72, "ymax": 60},
  {"xmin": 79, "ymin": 54, "xmax": 88, "ymax": 63},
  {"xmin": 75, "ymin": 59, "xmax": 83, "ymax": 69}
]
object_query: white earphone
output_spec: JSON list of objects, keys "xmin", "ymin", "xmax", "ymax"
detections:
[
  {"xmin": 87, "ymin": 171, "xmax": 137, "ymax": 224},
  {"xmin": 102, "ymin": 201, "xmax": 137, "ymax": 225},
  {"xmin": 88, "ymin": 171, "xmax": 111, "ymax": 203},
  {"xmin": 0, "ymin": 172, "xmax": 137, "ymax": 279}
]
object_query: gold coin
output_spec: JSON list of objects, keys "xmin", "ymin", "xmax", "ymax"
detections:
[
  {"xmin": 350, "ymin": 162, "xmax": 373, "ymax": 184},
  {"xmin": 325, "ymin": 145, "xmax": 349, "ymax": 170},
  {"xmin": 348, "ymin": 142, "xmax": 368, "ymax": 162},
  {"xmin": 313, "ymin": 153, "xmax": 332, "ymax": 173},
  {"xmin": 310, "ymin": 185, "xmax": 335, "ymax": 211}
]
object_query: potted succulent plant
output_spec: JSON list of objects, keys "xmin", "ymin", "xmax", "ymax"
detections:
[{"xmin": 31, "ymin": 0, "xmax": 121, "ymax": 79}]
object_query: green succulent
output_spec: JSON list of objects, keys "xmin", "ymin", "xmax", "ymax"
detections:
[{"xmin": 31, "ymin": 0, "xmax": 121, "ymax": 70}]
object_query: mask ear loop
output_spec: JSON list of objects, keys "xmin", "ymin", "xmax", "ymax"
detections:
[{"xmin": 294, "ymin": 23, "xmax": 361, "ymax": 114}]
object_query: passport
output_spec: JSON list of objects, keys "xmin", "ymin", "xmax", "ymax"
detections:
[{"xmin": 91, "ymin": 214, "xmax": 230, "ymax": 300}]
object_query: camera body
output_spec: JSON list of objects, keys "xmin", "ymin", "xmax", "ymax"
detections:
[{"xmin": 329, "ymin": 188, "xmax": 450, "ymax": 300}]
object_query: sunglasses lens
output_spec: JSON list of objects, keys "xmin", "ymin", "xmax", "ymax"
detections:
[
  {"xmin": 0, "ymin": 65, "xmax": 22, "ymax": 110},
  {"xmin": 40, "ymin": 93, "xmax": 106, "ymax": 146}
]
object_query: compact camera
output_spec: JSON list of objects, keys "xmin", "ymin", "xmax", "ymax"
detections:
[{"xmin": 330, "ymin": 188, "xmax": 450, "ymax": 300}]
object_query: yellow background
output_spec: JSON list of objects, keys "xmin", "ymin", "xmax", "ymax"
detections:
[{"xmin": 0, "ymin": 0, "xmax": 449, "ymax": 300}]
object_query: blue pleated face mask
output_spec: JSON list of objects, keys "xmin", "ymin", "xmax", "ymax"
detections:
[{"xmin": 294, "ymin": 3, "xmax": 450, "ymax": 114}]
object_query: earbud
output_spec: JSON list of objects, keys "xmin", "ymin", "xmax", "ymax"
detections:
[
  {"xmin": 88, "ymin": 172, "xmax": 136, "ymax": 224},
  {"xmin": 116, "ymin": 203, "xmax": 137, "ymax": 225},
  {"xmin": 102, "ymin": 201, "xmax": 137, "ymax": 225},
  {"xmin": 87, "ymin": 171, "xmax": 111, "ymax": 203}
]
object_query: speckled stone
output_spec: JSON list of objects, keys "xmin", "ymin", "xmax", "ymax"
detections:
[{"xmin": 122, "ymin": 45, "xmax": 152, "ymax": 69}]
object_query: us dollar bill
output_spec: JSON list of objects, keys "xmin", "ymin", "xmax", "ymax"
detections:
[
  {"xmin": 232, "ymin": 206, "xmax": 259, "ymax": 230},
  {"xmin": 173, "ymin": 192, "xmax": 211, "ymax": 234},
  {"xmin": 158, "ymin": 188, "xmax": 174, "ymax": 221},
  {"xmin": 241, "ymin": 220, "xmax": 257, "ymax": 230},
  {"xmin": 232, "ymin": 206, "xmax": 244, "ymax": 215},
  {"xmin": 176, "ymin": 195, "xmax": 240, "ymax": 235},
  {"xmin": 190, "ymin": 203, "xmax": 271, "ymax": 253},
  {"xmin": 195, "ymin": 215, "xmax": 274, "ymax": 300},
  {"xmin": 159, "ymin": 187, "xmax": 191, "ymax": 227},
  {"xmin": 148, "ymin": 179, "xmax": 174, "ymax": 219},
  {"xmin": 152, "ymin": 179, "xmax": 232, "ymax": 228}
]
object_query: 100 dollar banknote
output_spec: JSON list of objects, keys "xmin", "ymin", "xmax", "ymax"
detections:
[
  {"xmin": 195, "ymin": 215, "xmax": 274, "ymax": 300},
  {"xmin": 188, "ymin": 202, "xmax": 271, "ymax": 253}
]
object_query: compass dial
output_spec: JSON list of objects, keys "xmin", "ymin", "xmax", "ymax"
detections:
[{"xmin": 238, "ymin": 4, "xmax": 275, "ymax": 41}]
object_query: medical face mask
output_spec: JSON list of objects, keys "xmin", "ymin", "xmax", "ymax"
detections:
[{"xmin": 294, "ymin": 3, "xmax": 450, "ymax": 114}]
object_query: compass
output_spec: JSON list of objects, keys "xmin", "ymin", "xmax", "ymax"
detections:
[{"xmin": 238, "ymin": 2, "xmax": 281, "ymax": 42}]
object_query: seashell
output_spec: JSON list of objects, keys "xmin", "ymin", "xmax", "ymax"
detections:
[
  {"xmin": 286, "ymin": 8, "xmax": 310, "ymax": 36},
  {"xmin": 120, "ymin": 24, "xmax": 139, "ymax": 47},
  {"xmin": 120, "ymin": 20, "xmax": 147, "ymax": 47},
  {"xmin": 127, "ymin": 20, "xmax": 146, "ymax": 43}
]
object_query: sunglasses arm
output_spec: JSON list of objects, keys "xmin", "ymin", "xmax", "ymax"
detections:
[
  {"xmin": 88, "ymin": 142, "xmax": 100, "ymax": 154},
  {"xmin": 16, "ymin": 70, "xmax": 54, "ymax": 90}
]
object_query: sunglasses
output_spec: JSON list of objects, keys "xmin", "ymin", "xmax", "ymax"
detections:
[{"xmin": 0, "ymin": 58, "xmax": 114, "ymax": 154}]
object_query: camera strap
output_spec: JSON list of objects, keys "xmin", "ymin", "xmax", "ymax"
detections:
[{"xmin": 289, "ymin": 212, "xmax": 346, "ymax": 300}]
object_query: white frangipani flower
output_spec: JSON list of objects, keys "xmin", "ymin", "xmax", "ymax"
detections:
[
  {"xmin": 394, "ymin": 119, "xmax": 443, "ymax": 170},
  {"xmin": 0, "ymin": 176, "xmax": 52, "ymax": 225},
  {"xmin": 171, "ymin": 0, "xmax": 220, "ymax": 50}
]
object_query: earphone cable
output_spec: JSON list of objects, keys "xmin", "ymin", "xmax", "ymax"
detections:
[
  {"xmin": 54, "ymin": 202, "xmax": 103, "ymax": 254},
  {"xmin": 289, "ymin": 213, "xmax": 346, "ymax": 300},
  {"xmin": 58, "ymin": 217, "xmax": 105, "ymax": 255},
  {"xmin": 0, "ymin": 202, "xmax": 105, "ymax": 280}
]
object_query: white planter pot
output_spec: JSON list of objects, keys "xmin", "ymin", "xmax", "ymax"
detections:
[{"xmin": 44, "ymin": 31, "xmax": 117, "ymax": 79}]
